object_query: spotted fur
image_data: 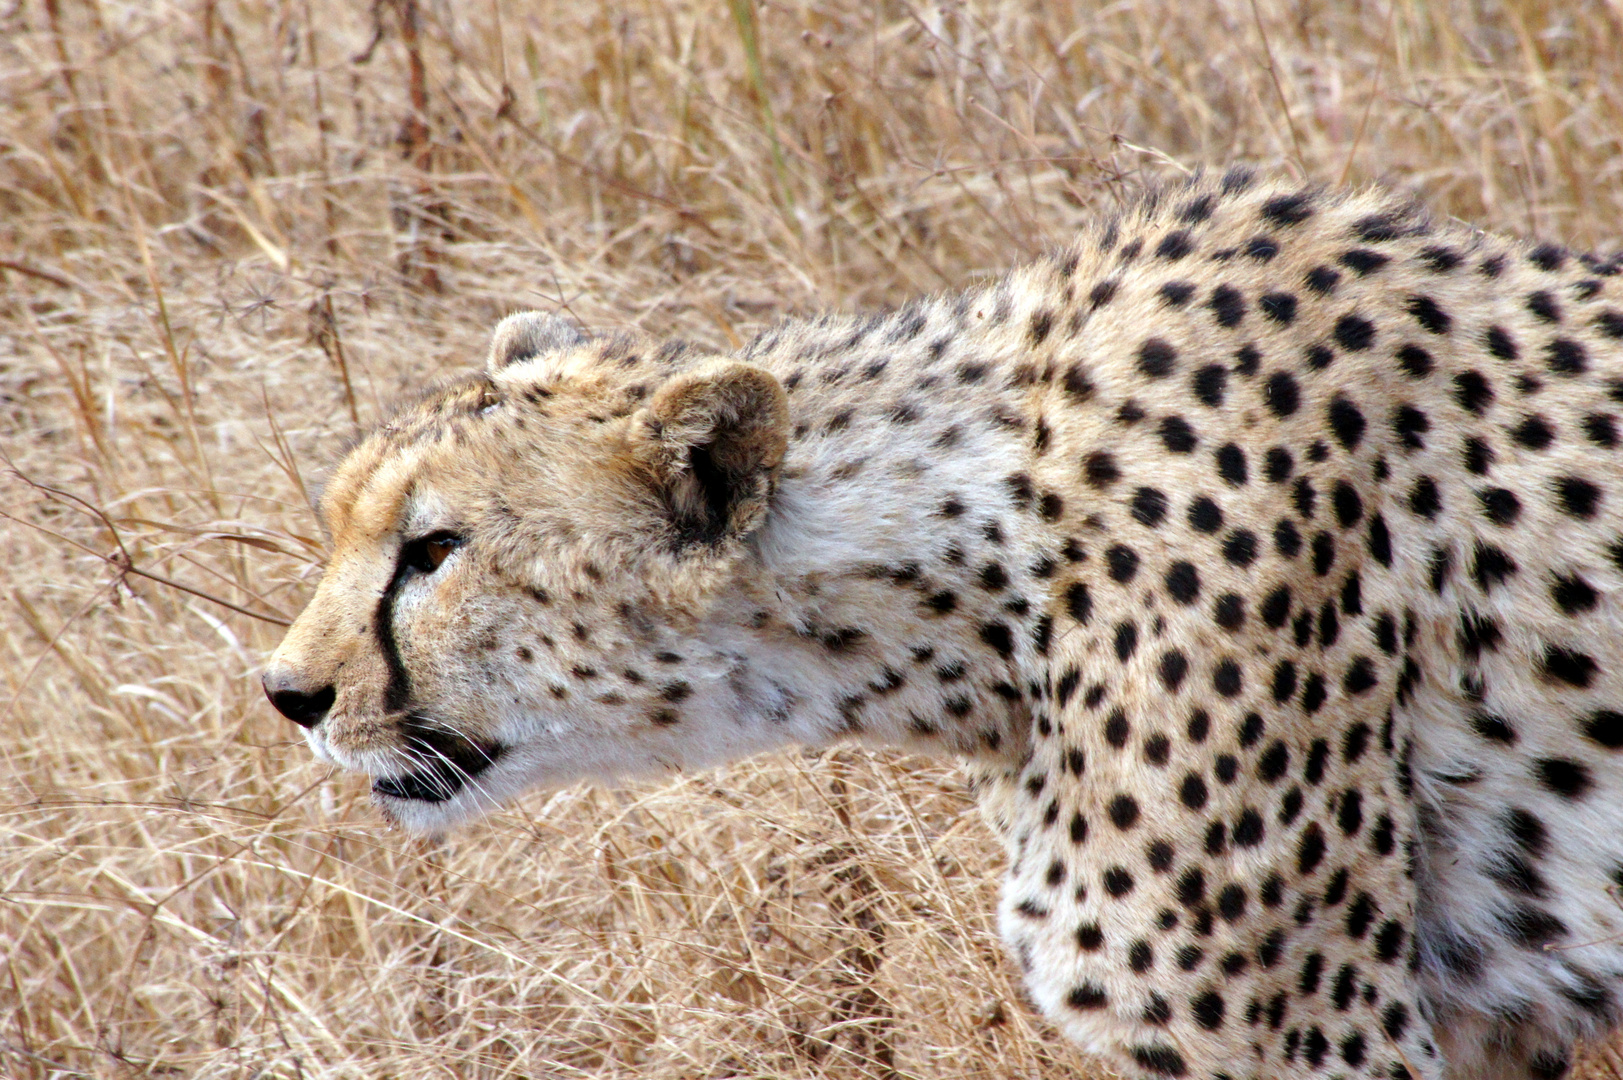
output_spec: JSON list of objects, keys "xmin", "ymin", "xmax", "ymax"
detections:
[{"xmin": 264, "ymin": 171, "xmax": 1623, "ymax": 1079}]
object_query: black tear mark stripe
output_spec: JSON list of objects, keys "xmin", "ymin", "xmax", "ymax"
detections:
[{"xmin": 377, "ymin": 560, "xmax": 415, "ymax": 713}]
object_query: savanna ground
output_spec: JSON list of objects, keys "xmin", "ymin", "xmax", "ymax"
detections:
[{"xmin": 4, "ymin": 1, "xmax": 1623, "ymax": 1077}]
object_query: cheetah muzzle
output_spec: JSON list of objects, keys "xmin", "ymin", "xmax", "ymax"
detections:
[{"xmin": 264, "ymin": 169, "xmax": 1623, "ymax": 1080}]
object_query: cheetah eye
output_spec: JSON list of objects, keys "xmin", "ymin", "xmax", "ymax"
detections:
[{"xmin": 401, "ymin": 531, "xmax": 464, "ymax": 575}]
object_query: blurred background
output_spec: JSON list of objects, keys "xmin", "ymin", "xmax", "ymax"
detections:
[{"xmin": 3, "ymin": 1, "xmax": 1621, "ymax": 1076}]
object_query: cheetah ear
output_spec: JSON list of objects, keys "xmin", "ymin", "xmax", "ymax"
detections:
[
  {"xmin": 633, "ymin": 360, "xmax": 790, "ymax": 550},
  {"xmin": 486, "ymin": 311, "xmax": 586, "ymax": 371}
]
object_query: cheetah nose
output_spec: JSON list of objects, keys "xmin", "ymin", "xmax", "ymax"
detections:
[{"xmin": 262, "ymin": 669, "xmax": 336, "ymax": 729}]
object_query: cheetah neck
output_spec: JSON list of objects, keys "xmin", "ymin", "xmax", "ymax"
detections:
[{"xmin": 695, "ymin": 303, "xmax": 1055, "ymax": 763}]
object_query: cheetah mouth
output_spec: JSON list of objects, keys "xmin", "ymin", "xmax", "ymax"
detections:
[{"xmin": 371, "ymin": 720, "xmax": 505, "ymax": 804}]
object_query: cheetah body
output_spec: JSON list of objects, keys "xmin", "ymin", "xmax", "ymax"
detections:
[{"xmin": 264, "ymin": 171, "xmax": 1623, "ymax": 1080}]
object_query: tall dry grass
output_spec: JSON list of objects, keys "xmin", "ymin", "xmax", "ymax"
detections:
[{"xmin": 3, "ymin": 1, "xmax": 1623, "ymax": 1076}]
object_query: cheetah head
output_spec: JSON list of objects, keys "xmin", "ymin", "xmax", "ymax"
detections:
[{"xmin": 262, "ymin": 313, "xmax": 800, "ymax": 833}]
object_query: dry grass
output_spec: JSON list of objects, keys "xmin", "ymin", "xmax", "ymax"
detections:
[{"xmin": 4, "ymin": 1, "xmax": 1623, "ymax": 1076}]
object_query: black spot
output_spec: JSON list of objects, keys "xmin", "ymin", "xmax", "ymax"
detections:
[
  {"xmin": 1546, "ymin": 337, "xmax": 1589, "ymax": 375},
  {"xmin": 1265, "ymin": 446, "xmax": 1293, "ymax": 482},
  {"xmin": 1406, "ymin": 295, "xmax": 1451, "ymax": 334},
  {"xmin": 1245, "ymin": 235, "xmax": 1280, "ymax": 260},
  {"xmin": 1554, "ymin": 475, "xmax": 1602, "ymax": 519},
  {"xmin": 1339, "ymin": 249, "xmax": 1389, "ymax": 275},
  {"xmin": 1421, "ymin": 246, "xmax": 1463, "ymax": 272},
  {"xmin": 1299, "ymin": 951, "xmax": 1325, "ymax": 996},
  {"xmin": 1512, "ymin": 414, "xmax": 1555, "ymax": 450},
  {"xmin": 1168, "ymin": 558, "xmax": 1207, "ymax": 600},
  {"xmin": 1267, "ymin": 520, "xmax": 1299, "ymax": 560},
  {"xmin": 1463, "ymin": 436, "xmax": 1493, "ymax": 475},
  {"xmin": 924, "ymin": 590, "xmax": 957, "ymax": 614},
  {"xmin": 1160, "ymin": 281, "xmax": 1196, "ymax": 307},
  {"xmin": 1157, "ymin": 230, "xmax": 1194, "ymax": 260},
  {"xmin": 1115, "ymin": 622, "xmax": 1138, "ymax": 662},
  {"xmin": 1485, "ymin": 325, "xmax": 1519, "ymax": 360},
  {"xmin": 1397, "ymin": 343, "xmax": 1434, "ymax": 378},
  {"xmin": 1530, "ymin": 243, "xmax": 1567, "ymax": 271},
  {"xmin": 1133, "ymin": 487, "xmax": 1169, "ymax": 526},
  {"xmin": 1301, "ymin": 674, "xmax": 1327, "ymax": 714},
  {"xmin": 1293, "ymin": 477, "xmax": 1316, "ymax": 518},
  {"xmin": 1260, "ymin": 292, "xmax": 1298, "ymax": 324},
  {"xmin": 1262, "ymin": 587, "xmax": 1292, "ymax": 628},
  {"xmin": 1584, "ymin": 413, "xmax": 1618, "ymax": 447},
  {"xmin": 1551, "ymin": 573, "xmax": 1597, "ymax": 615},
  {"xmin": 1159, "ymin": 415, "xmax": 1198, "ymax": 453},
  {"xmin": 1332, "ymin": 482, "xmax": 1364, "ymax": 527},
  {"xmin": 1470, "ymin": 712, "xmax": 1516, "ymax": 743},
  {"xmin": 1209, "ymin": 285, "xmax": 1246, "ymax": 327},
  {"xmin": 1454, "ymin": 371, "xmax": 1494, "ymax": 414},
  {"xmin": 1067, "ymin": 982, "xmax": 1108, "ymax": 1010},
  {"xmin": 1305, "ymin": 265, "xmax": 1341, "ymax": 294},
  {"xmin": 1214, "ymin": 593, "xmax": 1245, "ymax": 630},
  {"xmin": 1130, "ymin": 1045, "xmax": 1188, "ymax": 1077},
  {"xmin": 1382, "ymin": 1001, "xmax": 1410, "ymax": 1040},
  {"xmin": 978, "ymin": 563, "xmax": 1009, "ymax": 591},
  {"xmin": 1265, "ymin": 372, "xmax": 1300, "ymax": 417},
  {"xmin": 1393, "ymin": 405, "xmax": 1429, "ymax": 450},
  {"xmin": 1188, "ymin": 497, "xmax": 1223, "ymax": 534},
  {"xmin": 1062, "ymin": 366, "xmax": 1095, "ymax": 401},
  {"xmin": 1537, "ymin": 757, "xmax": 1593, "ymax": 799},
  {"xmin": 1327, "ymin": 397, "xmax": 1366, "ymax": 450},
  {"xmin": 1083, "ymin": 451, "xmax": 1120, "ymax": 488},
  {"xmin": 1233, "ymin": 343, "xmax": 1261, "ymax": 374},
  {"xmin": 1259, "ymin": 741, "xmax": 1290, "ymax": 783},
  {"xmin": 1252, "ymin": 188, "xmax": 1313, "ymax": 226},
  {"xmin": 1208, "ymin": 447, "xmax": 1247, "ymax": 491},
  {"xmin": 1138, "ymin": 338, "xmax": 1178, "ymax": 377},
  {"xmin": 1193, "ymin": 365, "xmax": 1228, "ymax": 407},
  {"xmin": 1279, "ymin": 787, "xmax": 1304, "ymax": 825},
  {"xmin": 1312, "ymin": 532, "xmax": 1335, "ymax": 576},
  {"xmin": 1540, "ymin": 645, "xmax": 1597, "ymax": 688},
  {"xmin": 1213, "ymin": 660, "xmax": 1242, "ymax": 698},
  {"xmin": 1106, "ymin": 544, "xmax": 1140, "ymax": 582},
  {"xmin": 1103, "ymin": 866, "xmax": 1135, "ymax": 896},
  {"xmin": 1528, "ymin": 290, "xmax": 1562, "ymax": 323},
  {"xmin": 1069, "ymin": 810, "xmax": 1089, "ymax": 842},
  {"xmin": 1191, "ymin": 990, "xmax": 1225, "ymax": 1029},
  {"xmin": 1582, "ymin": 710, "xmax": 1623, "ymax": 749},
  {"xmin": 973, "ymin": 623, "xmax": 1012, "ymax": 656},
  {"xmin": 1478, "ymin": 486, "xmax": 1521, "ymax": 525},
  {"xmin": 1056, "ymin": 582, "xmax": 1092, "ymax": 628},
  {"xmin": 1334, "ymin": 314, "xmax": 1376, "ymax": 351},
  {"xmin": 1080, "ymin": 796, "xmax": 1132, "ymax": 843},
  {"xmin": 1222, "ymin": 530, "xmax": 1257, "ymax": 567},
  {"xmin": 1408, "ymin": 475, "xmax": 1441, "ymax": 520},
  {"xmin": 1340, "ymin": 571, "xmax": 1362, "ymax": 616},
  {"xmin": 1471, "ymin": 542, "xmax": 1518, "ymax": 591},
  {"xmin": 1501, "ymin": 904, "xmax": 1569, "ymax": 948},
  {"xmin": 1029, "ymin": 309, "xmax": 1053, "ymax": 345}
]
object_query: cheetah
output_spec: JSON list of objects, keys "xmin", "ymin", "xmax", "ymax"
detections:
[{"xmin": 263, "ymin": 169, "xmax": 1623, "ymax": 1079}]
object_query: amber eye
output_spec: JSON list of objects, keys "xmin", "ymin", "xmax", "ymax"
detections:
[{"xmin": 401, "ymin": 532, "xmax": 463, "ymax": 575}]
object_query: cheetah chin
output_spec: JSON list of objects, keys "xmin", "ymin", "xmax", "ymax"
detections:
[{"xmin": 264, "ymin": 168, "xmax": 1623, "ymax": 1080}]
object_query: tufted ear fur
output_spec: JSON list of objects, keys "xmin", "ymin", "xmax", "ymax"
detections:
[
  {"xmin": 632, "ymin": 360, "xmax": 789, "ymax": 551},
  {"xmin": 486, "ymin": 311, "xmax": 586, "ymax": 371}
]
